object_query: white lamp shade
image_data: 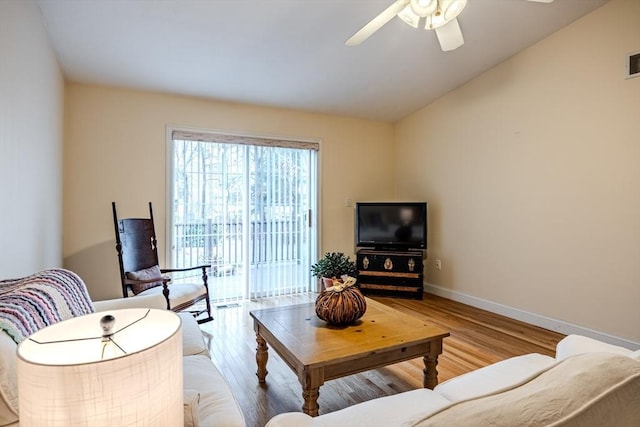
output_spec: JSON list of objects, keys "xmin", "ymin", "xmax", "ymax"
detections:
[{"xmin": 17, "ymin": 308, "xmax": 183, "ymax": 427}]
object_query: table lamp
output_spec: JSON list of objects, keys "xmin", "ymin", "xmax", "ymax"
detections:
[{"xmin": 17, "ymin": 308, "xmax": 183, "ymax": 427}]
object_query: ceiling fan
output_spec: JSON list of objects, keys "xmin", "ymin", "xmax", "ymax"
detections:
[{"xmin": 345, "ymin": 0, "xmax": 554, "ymax": 52}]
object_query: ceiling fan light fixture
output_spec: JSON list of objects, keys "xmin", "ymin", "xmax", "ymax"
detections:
[
  {"xmin": 425, "ymin": 11, "xmax": 447, "ymax": 30},
  {"xmin": 409, "ymin": 0, "xmax": 437, "ymax": 17},
  {"xmin": 441, "ymin": 0, "xmax": 467, "ymax": 21},
  {"xmin": 398, "ymin": 5, "xmax": 421, "ymax": 28},
  {"xmin": 424, "ymin": 9, "xmax": 455, "ymax": 30},
  {"xmin": 423, "ymin": 0, "xmax": 466, "ymax": 30},
  {"xmin": 347, "ymin": 0, "xmax": 474, "ymax": 51},
  {"xmin": 435, "ymin": 17, "xmax": 464, "ymax": 51}
]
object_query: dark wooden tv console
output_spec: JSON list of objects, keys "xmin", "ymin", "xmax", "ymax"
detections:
[{"xmin": 356, "ymin": 249, "xmax": 424, "ymax": 299}]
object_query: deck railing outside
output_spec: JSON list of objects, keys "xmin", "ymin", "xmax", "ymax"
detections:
[{"xmin": 172, "ymin": 220, "xmax": 309, "ymax": 301}]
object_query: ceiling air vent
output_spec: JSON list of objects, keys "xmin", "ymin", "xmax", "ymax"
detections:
[{"xmin": 625, "ymin": 51, "xmax": 640, "ymax": 79}]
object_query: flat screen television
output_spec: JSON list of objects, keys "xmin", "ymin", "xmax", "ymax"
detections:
[{"xmin": 355, "ymin": 202, "xmax": 427, "ymax": 250}]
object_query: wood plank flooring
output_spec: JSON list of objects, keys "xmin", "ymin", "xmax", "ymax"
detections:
[{"xmin": 199, "ymin": 292, "xmax": 565, "ymax": 427}]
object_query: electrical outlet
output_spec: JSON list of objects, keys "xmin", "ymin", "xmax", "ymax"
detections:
[{"xmin": 435, "ymin": 259, "xmax": 442, "ymax": 270}]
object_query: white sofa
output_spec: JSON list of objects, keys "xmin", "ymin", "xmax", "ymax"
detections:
[
  {"xmin": 0, "ymin": 269, "xmax": 245, "ymax": 427},
  {"xmin": 267, "ymin": 335, "xmax": 640, "ymax": 427}
]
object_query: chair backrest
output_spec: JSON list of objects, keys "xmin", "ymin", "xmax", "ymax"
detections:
[{"xmin": 112, "ymin": 202, "xmax": 160, "ymax": 297}]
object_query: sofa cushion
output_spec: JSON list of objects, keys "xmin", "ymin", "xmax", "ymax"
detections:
[
  {"xmin": 266, "ymin": 389, "xmax": 450, "ymax": 427},
  {"xmin": 314, "ymin": 389, "xmax": 450, "ymax": 427},
  {"xmin": 183, "ymin": 355, "xmax": 245, "ymax": 427},
  {"xmin": 178, "ymin": 312, "xmax": 209, "ymax": 356},
  {"xmin": 184, "ymin": 389, "xmax": 201, "ymax": 427},
  {"xmin": 137, "ymin": 282, "xmax": 207, "ymax": 310},
  {"xmin": 410, "ymin": 353, "xmax": 640, "ymax": 427},
  {"xmin": 126, "ymin": 265, "xmax": 165, "ymax": 295},
  {"xmin": 264, "ymin": 412, "xmax": 318, "ymax": 427},
  {"xmin": 434, "ymin": 353, "xmax": 556, "ymax": 403},
  {"xmin": 93, "ymin": 293, "xmax": 167, "ymax": 312}
]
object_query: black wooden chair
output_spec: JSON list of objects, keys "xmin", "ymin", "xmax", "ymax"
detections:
[{"xmin": 112, "ymin": 202, "xmax": 213, "ymax": 323}]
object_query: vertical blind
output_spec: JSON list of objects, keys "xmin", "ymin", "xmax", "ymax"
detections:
[{"xmin": 170, "ymin": 130, "xmax": 318, "ymax": 301}]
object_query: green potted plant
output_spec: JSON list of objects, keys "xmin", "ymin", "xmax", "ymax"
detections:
[{"xmin": 310, "ymin": 252, "xmax": 358, "ymax": 288}]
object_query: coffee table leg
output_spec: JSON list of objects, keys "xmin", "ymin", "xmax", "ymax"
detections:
[
  {"xmin": 302, "ymin": 387, "xmax": 320, "ymax": 417},
  {"xmin": 301, "ymin": 369, "xmax": 322, "ymax": 416},
  {"xmin": 256, "ymin": 334, "xmax": 268, "ymax": 383},
  {"xmin": 423, "ymin": 354, "xmax": 439, "ymax": 389}
]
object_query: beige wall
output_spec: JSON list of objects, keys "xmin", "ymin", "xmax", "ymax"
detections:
[
  {"xmin": 63, "ymin": 85, "xmax": 394, "ymax": 300},
  {"xmin": 396, "ymin": 0, "xmax": 640, "ymax": 344},
  {"xmin": 0, "ymin": 0, "xmax": 64, "ymax": 278}
]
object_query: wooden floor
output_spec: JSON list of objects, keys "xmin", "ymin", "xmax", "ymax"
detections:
[{"xmin": 199, "ymin": 292, "xmax": 565, "ymax": 427}]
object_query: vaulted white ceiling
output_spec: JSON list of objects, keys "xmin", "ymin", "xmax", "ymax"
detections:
[{"xmin": 36, "ymin": 0, "xmax": 607, "ymax": 122}]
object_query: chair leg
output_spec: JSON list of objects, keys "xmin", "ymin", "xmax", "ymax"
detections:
[
  {"xmin": 195, "ymin": 302, "xmax": 213, "ymax": 324},
  {"xmin": 198, "ymin": 267, "xmax": 213, "ymax": 324},
  {"xmin": 162, "ymin": 283, "xmax": 171, "ymax": 310},
  {"xmin": 197, "ymin": 314, "xmax": 213, "ymax": 324}
]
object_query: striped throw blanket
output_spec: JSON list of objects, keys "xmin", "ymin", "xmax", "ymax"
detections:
[{"xmin": 0, "ymin": 268, "xmax": 94, "ymax": 344}]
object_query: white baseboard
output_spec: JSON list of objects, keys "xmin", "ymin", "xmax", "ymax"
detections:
[{"xmin": 423, "ymin": 283, "xmax": 640, "ymax": 350}]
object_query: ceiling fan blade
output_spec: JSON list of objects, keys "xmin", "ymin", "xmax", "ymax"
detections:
[
  {"xmin": 345, "ymin": 0, "xmax": 411, "ymax": 46},
  {"xmin": 434, "ymin": 18, "xmax": 464, "ymax": 51},
  {"xmin": 527, "ymin": 0, "xmax": 554, "ymax": 3}
]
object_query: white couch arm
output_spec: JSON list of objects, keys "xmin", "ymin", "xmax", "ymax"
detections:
[
  {"xmin": 93, "ymin": 294, "xmax": 167, "ymax": 312},
  {"xmin": 556, "ymin": 334, "xmax": 639, "ymax": 361}
]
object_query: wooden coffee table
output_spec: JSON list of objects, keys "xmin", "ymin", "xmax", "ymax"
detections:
[{"xmin": 249, "ymin": 297, "xmax": 449, "ymax": 416}]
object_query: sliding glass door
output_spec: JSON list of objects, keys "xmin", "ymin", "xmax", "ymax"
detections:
[{"xmin": 168, "ymin": 130, "xmax": 318, "ymax": 301}]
